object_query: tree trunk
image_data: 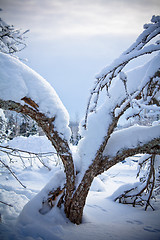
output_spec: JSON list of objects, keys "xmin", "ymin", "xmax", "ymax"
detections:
[
  {"xmin": 1, "ymin": 99, "xmax": 160, "ymax": 225},
  {"xmin": 65, "ymin": 168, "xmax": 95, "ymax": 224}
]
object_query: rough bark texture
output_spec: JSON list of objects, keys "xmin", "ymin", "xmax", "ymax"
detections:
[{"xmin": 0, "ymin": 99, "xmax": 75, "ymax": 208}]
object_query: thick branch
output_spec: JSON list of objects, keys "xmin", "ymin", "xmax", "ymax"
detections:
[
  {"xmin": 101, "ymin": 137, "xmax": 160, "ymax": 174},
  {"xmin": 0, "ymin": 98, "xmax": 75, "ymax": 201}
]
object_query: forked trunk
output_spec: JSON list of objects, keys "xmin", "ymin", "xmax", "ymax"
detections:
[{"xmin": 64, "ymin": 169, "xmax": 95, "ymax": 224}]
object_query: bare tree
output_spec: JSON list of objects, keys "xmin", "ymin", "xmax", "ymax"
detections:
[{"xmin": 0, "ymin": 15, "xmax": 160, "ymax": 224}]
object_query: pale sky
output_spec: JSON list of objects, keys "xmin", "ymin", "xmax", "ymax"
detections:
[{"xmin": 0, "ymin": 0, "xmax": 160, "ymax": 120}]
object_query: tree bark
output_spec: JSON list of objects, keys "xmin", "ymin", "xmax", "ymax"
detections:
[
  {"xmin": 0, "ymin": 99, "xmax": 75, "ymax": 206},
  {"xmin": 67, "ymin": 168, "xmax": 95, "ymax": 224},
  {"xmin": 66, "ymin": 137, "xmax": 160, "ymax": 224}
]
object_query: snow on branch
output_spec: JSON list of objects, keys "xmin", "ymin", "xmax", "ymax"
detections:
[
  {"xmin": 113, "ymin": 154, "xmax": 160, "ymax": 211},
  {"xmin": 0, "ymin": 52, "xmax": 71, "ymax": 141},
  {"xmin": 124, "ymin": 15, "xmax": 160, "ymax": 54},
  {"xmin": 84, "ymin": 15, "xmax": 160, "ymax": 128},
  {"xmin": 79, "ymin": 54, "xmax": 160, "ymax": 176},
  {"xmin": 0, "ymin": 53, "xmax": 76, "ymax": 202},
  {"xmin": 0, "ymin": 17, "xmax": 29, "ymax": 55},
  {"xmin": 0, "ymin": 145, "xmax": 59, "ymax": 170},
  {"xmin": 103, "ymin": 124, "xmax": 160, "ymax": 158},
  {"xmin": 96, "ymin": 45, "xmax": 160, "ymax": 81}
]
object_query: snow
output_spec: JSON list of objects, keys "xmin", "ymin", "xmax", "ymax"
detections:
[
  {"xmin": 75, "ymin": 53, "xmax": 160, "ymax": 181},
  {"xmin": 89, "ymin": 21, "xmax": 160, "ymax": 123},
  {"xmin": 0, "ymin": 137, "xmax": 160, "ymax": 240},
  {"xmin": 77, "ymin": 104, "xmax": 113, "ymax": 178},
  {"xmin": 103, "ymin": 124, "xmax": 160, "ymax": 157},
  {"xmin": 6, "ymin": 135, "xmax": 56, "ymax": 154},
  {"xmin": 138, "ymin": 53, "xmax": 160, "ymax": 91},
  {"xmin": 0, "ymin": 53, "xmax": 71, "ymax": 141},
  {"xmin": 76, "ymin": 53, "xmax": 160, "ymax": 178},
  {"xmin": 0, "ymin": 15, "xmax": 160, "ymax": 239},
  {"xmin": 95, "ymin": 15, "xmax": 160, "ymax": 81},
  {"xmin": 109, "ymin": 53, "xmax": 160, "ymax": 110},
  {"xmin": 95, "ymin": 45, "xmax": 160, "ymax": 80},
  {"xmin": 0, "ymin": 109, "xmax": 5, "ymax": 121}
]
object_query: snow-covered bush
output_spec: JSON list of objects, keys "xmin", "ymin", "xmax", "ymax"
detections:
[{"xmin": 0, "ymin": 15, "xmax": 159, "ymax": 225}]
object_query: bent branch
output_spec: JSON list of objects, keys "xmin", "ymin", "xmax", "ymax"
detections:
[
  {"xmin": 101, "ymin": 137, "xmax": 160, "ymax": 174},
  {"xmin": 0, "ymin": 98, "xmax": 75, "ymax": 206}
]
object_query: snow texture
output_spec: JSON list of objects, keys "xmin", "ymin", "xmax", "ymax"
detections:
[
  {"xmin": 0, "ymin": 109, "xmax": 5, "ymax": 121},
  {"xmin": 110, "ymin": 53, "xmax": 160, "ymax": 111},
  {"xmin": 103, "ymin": 124, "xmax": 160, "ymax": 157},
  {"xmin": 77, "ymin": 103, "xmax": 113, "ymax": 179},
  {"xmin": 0, "ymin": 53, "xmax": 71, "ymax": 141},
  {"xmin": 7, "ymin": 135, "xmax": 56, "ymax": 153},
  {"xmin": 0, "ymin": 137, "xmax": 160, "ymax": 240}
]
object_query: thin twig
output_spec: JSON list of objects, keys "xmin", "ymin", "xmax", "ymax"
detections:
[
  {"xmin": 0, "ymin": 200, "xmax": 13, "ymax": 207},
  {"xmin": 0, "ymin": 145, "xmax": 57, "ymax": 156},
  {"xmin": 0, "ymin": 159, "xmax": 26, "ymax": 188}
]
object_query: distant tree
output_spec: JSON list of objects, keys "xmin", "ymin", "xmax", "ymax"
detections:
[
  {"xmin": 0, "ymin": 109, "xmax": 7, "ymax": 142},
  {"xmin": 30, "ymin": 121, "xmax": 39, "ymax": 136},
  {"xmin": 0, "ymin": 15, "xmax": 160, "ymax": 224},
  {"xmin": 69, "ymin": 121, "xmax": 81, "ymax": 145},
  {"xmin": 5, "ymin": 113, "xmax": 18, "ymax": 139},
  {"xmin": 3, "ymin": 111, "xmax": 39, "ymax": 139},
  {"xmin": 20, "ymin": 121, "xmax": 30, "ymax": 137},
  {"xmin": 19, "ymin": 115, "xmax": 39, "ymax": 137}
]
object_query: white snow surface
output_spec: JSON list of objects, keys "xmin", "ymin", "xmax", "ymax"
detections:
[
  {"xmin": 0, "ymin": 109, "xmax": 5, "ymax": 121},
  {"xmin": 6, "ymin": 135, "xmax": 56, "ymax": 153},
  {"xmin": 0, "ymin": 136, "xmax": 160, "ymax": 240},
  {"xmin": 103, "ymin": 124, "xmax": 160, "ymax": 157},
  {"xmin": 77, "ymin": 104, "xmax": 113, "ymax": 179},
  {"xmin": 0, "ymin": 53, "xmax": 71, "ymax": 141}
]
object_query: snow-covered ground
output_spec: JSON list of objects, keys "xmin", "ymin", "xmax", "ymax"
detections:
[{"xmin": 0, "ymin": 136, "xmax": 160, "ymax": 240}]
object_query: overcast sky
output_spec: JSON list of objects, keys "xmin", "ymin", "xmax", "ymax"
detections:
[{"xmin": 0, "ymin": 0, "xmax": 160, "ymax": 120}]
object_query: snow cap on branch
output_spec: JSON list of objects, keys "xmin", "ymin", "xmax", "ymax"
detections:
[
  {"xmin": 0, "ymin": 53, "xmax": 71, "ymax": 141},
  {"xmin": 103, "ymin": 124, "xmax": 160, "ymax": 157}
]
